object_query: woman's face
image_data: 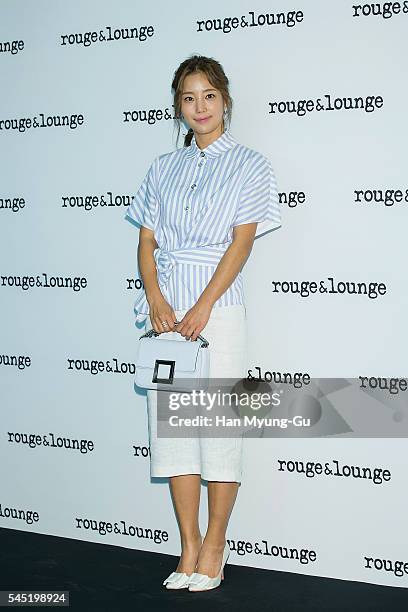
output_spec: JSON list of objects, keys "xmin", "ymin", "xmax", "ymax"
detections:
[{"xmin": 180, "ymin": 71, "xmax": 225, "ymax": 138}]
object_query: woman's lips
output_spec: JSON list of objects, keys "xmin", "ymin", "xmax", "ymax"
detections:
[{"xmin": 195, "ymin": 117, "xmax": 210, "ymax": 123}]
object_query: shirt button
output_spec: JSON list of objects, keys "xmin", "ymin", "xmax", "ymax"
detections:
[
  {"xmin": 184, "ymin": 206, "xmax": 189, "ymax": 211},
  {"xmin": 191, "ymin": 183, "xmax": 196, "ymax": 189},
  {"xmin": 200, "ymin": 151, "xmax": 205, "ymax": 157}
]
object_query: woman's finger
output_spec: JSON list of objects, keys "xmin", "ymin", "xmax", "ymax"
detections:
[
  {"xmin": 158, "ymin": 310, "xmax": 177, "ymax": 333},
  {"xmin": 184, "ymin": 323, "xmax": 197, "ymax": 340},
  {"xmin": 191, "ymin": 327, "xmax": 201, "ymax": 341},
  {"xmin": 162, "ymin": 312, "xmax": 177, "ymax": 332},
  {"xmin": 158, "ymin": 317, "xmax": 171, "ymax": 333}
]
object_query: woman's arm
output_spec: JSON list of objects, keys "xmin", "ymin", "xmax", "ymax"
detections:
[
  {"xmin": 137, "ymin": 227, "xmax": 160, "ymax": 302},
  {"xmin": 138, "ymin": 227, "xmax": 177, "ymax": 332},
  {"xmin": 197, "ymin": 223, "xmax": 257, "ymax": 308},
  {"xmin": 176, "ymin": 223, "xmax": 257, "ymax": 340}
]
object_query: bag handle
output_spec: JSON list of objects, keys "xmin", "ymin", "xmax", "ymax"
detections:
[{"xmin": 140, "ymin": 320, "xmax": 209, "ymax": 348}]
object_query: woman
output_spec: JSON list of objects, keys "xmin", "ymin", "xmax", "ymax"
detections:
[{"xmin": 125, "ymin": 55, "xmax": 281, "ymax": 591}]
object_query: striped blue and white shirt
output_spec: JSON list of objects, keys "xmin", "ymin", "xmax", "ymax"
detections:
[{"xmin": 124, "ymin": 129, "xmax": 281, "ymax": 323}]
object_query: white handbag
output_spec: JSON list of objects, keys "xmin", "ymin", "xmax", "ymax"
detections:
[{"xmin": 134, "ymin": 322, "xmax": 210, "ymax": 392}]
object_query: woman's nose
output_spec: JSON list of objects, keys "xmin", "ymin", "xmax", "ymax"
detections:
[{"xmin": 195, "ymin": 98, "xmax": 207, "ymax": 112}]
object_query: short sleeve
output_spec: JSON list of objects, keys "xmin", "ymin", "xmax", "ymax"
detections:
[
  {"xmin": 124, "ymin": 156, "xmax": 159, "ymax": 230},
  {"xmin": 232, "ymin": 156, "xmax": 281, "ymax": 239}
]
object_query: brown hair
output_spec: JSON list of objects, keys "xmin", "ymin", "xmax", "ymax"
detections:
[{"xmin": 171, "ymin": 54, "xmax": 233, "ymax": 147}]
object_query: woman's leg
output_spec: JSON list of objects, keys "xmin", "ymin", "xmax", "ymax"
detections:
[
  {"xmin": 145, "ymin": 309, "xmax": 203, "ymax": 573},
  {"xmin": 195, "ymin": 481, "xmax": 239, "ymax": 577},
  {"xmin": 196, "ymin": 304, "xmax": 247, "ymax": 577},
  {"xmin": 169, "ymin": 474, "xmax": 203, "ymax": 574}
]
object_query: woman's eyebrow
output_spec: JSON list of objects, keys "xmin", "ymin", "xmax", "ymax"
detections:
[{"xmin": 182, "ymin": 88, "xmax": 217, "ymax": 94}]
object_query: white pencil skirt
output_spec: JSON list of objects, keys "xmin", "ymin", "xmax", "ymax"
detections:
[{"xmin": 145, "ymin": 304, "xmax": 247, "ymax": 483}]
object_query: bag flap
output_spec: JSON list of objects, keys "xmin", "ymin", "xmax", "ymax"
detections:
[{"xmin": 136, "ymin": 336, "xmax": 203, "ymax": 373}]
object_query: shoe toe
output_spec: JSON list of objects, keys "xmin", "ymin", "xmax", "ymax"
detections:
[
  {"xmin": 163, "ymin": 571, "xmax": 191, "ymax": 589},
  {"xmin": 188, "ymin": 572, "xmax": 215, "ymax": 591}
]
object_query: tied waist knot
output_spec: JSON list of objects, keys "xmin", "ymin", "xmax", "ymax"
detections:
[{"xmin": 153, "ymin": 248, "xmax": 178, "ymax": 286}]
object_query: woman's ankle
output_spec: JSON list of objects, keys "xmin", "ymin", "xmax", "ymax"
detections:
[
  {"xmin": 180, "ymin": 532, "xmax": 202, "ymax": 548},
  {"xmin": 201, "ymin": 535, "xmax": 226, "ymax": 549}
]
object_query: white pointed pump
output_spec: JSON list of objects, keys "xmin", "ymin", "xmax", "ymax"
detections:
[
  {"xmin": 188, "ymin": 541, "xmax": 230, "ymax": 592},
  {"xmin": 162, "ymin": 534, "xmax": 204, "ymax": 589}
]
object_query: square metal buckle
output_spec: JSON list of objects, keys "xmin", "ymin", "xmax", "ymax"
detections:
[{"xmin": 152, "ymin": 359, "xmax": 175, "ymax": 384}]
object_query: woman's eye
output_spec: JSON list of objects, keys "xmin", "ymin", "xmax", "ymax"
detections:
[{"xmin": 183, "ymin": 94, "xmax": 216, "ymax": 102}]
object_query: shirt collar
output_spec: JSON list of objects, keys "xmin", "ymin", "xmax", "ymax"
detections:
[{"xmin": 185, "ymin": 129, "xmax": 238, "ymax": 159}]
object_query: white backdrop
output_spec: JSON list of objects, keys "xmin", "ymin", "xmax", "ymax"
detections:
[{"xmin": 1, "ymin": 0, "xmax": 408, "ymax": 589}]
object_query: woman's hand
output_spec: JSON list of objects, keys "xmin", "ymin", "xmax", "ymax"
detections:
[
  {"xmin": 176, "ymin": 299, "xmax": 213, "ymax": 341},
  {"xmin": 148, "ymin": 296, "xmax": 177, "ymax": 334}
]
